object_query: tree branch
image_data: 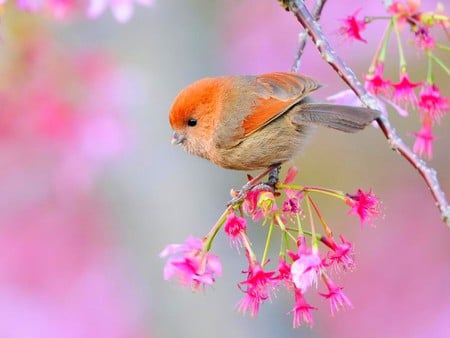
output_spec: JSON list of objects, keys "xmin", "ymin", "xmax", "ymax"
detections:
[
  {"xmin": 286, "ymin": 0, "xmax": 450, "ymax": 226},
  {"xmin": 291, "ymin": 0, "xmax": 327, "ymax": 72}
]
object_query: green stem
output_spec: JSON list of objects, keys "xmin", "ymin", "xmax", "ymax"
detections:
[
  {"xmin": 393, "ymin": 17, "xmax": 407, "ymax": 73},
  {"xmin": 275, "ymin": 214, "xmax": 297, "ymax": 242},
  {"xmin": 241, "ymin": 232, "xmax": 257, "ymax": 263},
  {"xmin": 429, "ymin": 53, "xmax": 450, "ymax": 76},
  {"xmin": 276, "ymin": 184, "xmax": 346, "ymax": 200},
  {"xmin": 364, "ymin": 15, "xmax": 392, "ymax": 23},
  {"xmin": 426, "ymin": 50, "xmax": 434, "ymax": 84},
  {"xmin": 308, "ymin": 195, "xmax": 332, "ymax": 238},
  {"xmin": 305, "ymin": 195, "xmax": 318, "ymax": 251},
  {"xmin": 285, "ymin": 228, "xmax": 321, "ymax": 241},
  {"xmin": 436, "ymin": 43, "xmax": 450, "ymax": 53},
  {"xmin": 296, "ymin": 212, "xmax": 304, "ymax": 237},
  {"xmin": 261, "ymin": 220, "xmax": 274, "ymax": 265},
  {"xmin": 204, "ymin": 207, "xmax": 231, "ymax": 252},
  {"xmin": 283, "ymin": 232, "xmax": 289, "ymax": 255},
  {"xmin": 378, "ymin": 20, "xmax": 394, "ymax": 64}
]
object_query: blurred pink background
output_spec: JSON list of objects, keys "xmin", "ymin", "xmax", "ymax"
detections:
[{"xmin": 0, "ymin": 0, "xmax": 448, "ymax": 337}]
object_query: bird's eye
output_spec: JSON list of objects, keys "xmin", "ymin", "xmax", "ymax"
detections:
[{"xmin": 187, "ymin": 118, "xmax": 197, "ymax": 127}]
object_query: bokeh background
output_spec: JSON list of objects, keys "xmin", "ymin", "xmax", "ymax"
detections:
[{"xmin": 0, "ymin": 0, "xmax": 449, "ymax": 337}]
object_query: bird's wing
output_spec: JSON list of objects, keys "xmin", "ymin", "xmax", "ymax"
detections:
[
  {"xmin": 242, "ymin": 72, "xmax": 321, "ymax": 137},
  {"xmin": 213, "ymin": 72, "xmax": 321, "ymax": 150}
]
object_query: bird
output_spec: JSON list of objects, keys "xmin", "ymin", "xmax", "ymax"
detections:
[{"xmin": 169, "ymin": 72, "xmax": 379, "ymax": 172}]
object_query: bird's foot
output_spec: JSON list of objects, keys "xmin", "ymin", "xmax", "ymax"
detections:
[{"xmin": 266, "ymin": 166, "xmax": 281, "ymax": 188}]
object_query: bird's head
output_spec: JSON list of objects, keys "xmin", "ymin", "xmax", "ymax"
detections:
[{"xmin": 169, "ymin": 77, "xmax": 227, "ymax": 159}]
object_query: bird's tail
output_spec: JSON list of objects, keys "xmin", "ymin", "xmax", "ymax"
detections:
[{"xmin": 290, "ymin": 103, "xmax": 380, "ymax": 133}]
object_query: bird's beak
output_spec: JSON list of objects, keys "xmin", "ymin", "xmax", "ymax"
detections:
[{"xmin": 171, "ymin": 132, "xmax": 186, "ymax": 145}]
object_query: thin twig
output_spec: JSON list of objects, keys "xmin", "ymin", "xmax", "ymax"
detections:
[
  {"xmin": 291, "ymin": 0, "xmax": 327, "ymax": 72},
  {"xmin": 286, "ymin": 0, "xmax": 450, "ymax": 226}
]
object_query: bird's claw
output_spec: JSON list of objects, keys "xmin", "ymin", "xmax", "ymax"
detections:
[{"xmin": 267, "ymin": 166, "xmax": 281, "ymax": 187}]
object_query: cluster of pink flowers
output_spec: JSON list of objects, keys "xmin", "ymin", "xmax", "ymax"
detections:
[
  {"xmin": 0, "ymin": 0, "xmax": 153, "ymax": 22},
  {"xmin": 160, "ymin": 167, "xmax": 379, "ymax": 327},
  {"xmin": 338, "ymin": 0, "xmax": 449, "ymax": 159}
]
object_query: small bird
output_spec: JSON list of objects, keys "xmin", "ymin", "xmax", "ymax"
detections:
[{"xmin": 169, "ymin": 72, "xmax": 379, "ymax": 171}]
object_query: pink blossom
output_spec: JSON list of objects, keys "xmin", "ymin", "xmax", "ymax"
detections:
[
  {"xmin": 418, "ymin": 84, "xmax": 449, "ymax": 123},
  {"xmin": 282, "ymin": 195, "xmax": 301, "ymax": 214},
  {"xmin": 237, "ymin": 263, "xmax": 277, "ymax": 317},
  {"xmin": 257, "ymin": 191, "xmax": 277, "ymax": 218},
  {"xmin": 290, "ymin": 288, "xmax": 316, "ymax": 328},
  {"xmin": 281, "ymin": 167, "xmax": 303, "ymax": 215},
  {"xmin": 414, "ymin": 27, "xmax": 435, "ymax": 50},
  {"xmin": 283, "ymin": 166, "xmax": 298, "ymax": 184},
  {"xmin": 321, "ymin": 235, "xmax": 355, "ymax": 270},
  {"xmin": 87, "ymin": 0, "xmax": 153, "ymax": 23},
  {"xmin": 243, "ymin": 187, "xmax": 276, "ymax": 221},
  {"xmin": 290, "ymin": 238, "xmax": 322, "ymax": 292},
  {"xmin": 224, "ymin": 213, "xmax": 247, "ymax": 247},
  {"xmin": 273, "ymin": 257, "xmax": 292, "ymax": 286},
  {"xmin": 291, "ymin": 253, "xmax": 321, "ymax": 292},
  {"xmin": 413, "ymin": 123, "xmax": 435, "ymax": 159},
  {"xmin": 160, "ymin": 236, "xmax": 222, "ymax": 290},
  {"xmin": 388, "ymin": 0, "xmax": 420, "ymax": 17},
  {"xmin": 339, "ymin": 9, "xmax": 367, "ymax": 43},
  {"xmin": 346, "ymin": 189, "xmax": 379, "ymax": 226},
  {"xmin": 364, "ymin": 63, "xmax": 391, "ymax": 96},
  {"xmin": 391, "ymin": 73, "xmax": 421, "ymax": 110},
  {"xmin": 320, "ymin": 276, "xmax": 353, "ymax": 316}
]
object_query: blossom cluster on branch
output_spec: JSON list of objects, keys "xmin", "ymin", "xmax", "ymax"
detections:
[
  {"xmin": 335, "ymin": 0, "xmax": 449, "ymax": 159},
  {"xmin": 160, "ymin": 167, "xmax": 380, "ymax": 327}
]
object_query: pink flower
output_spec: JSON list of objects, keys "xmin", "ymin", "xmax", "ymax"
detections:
[
  {"xmin": 391, "ymin": 73, "xmax": 421, "ymax": 110},
  {"xmin": 414, "ymin": 27, "xmax": 435, "ymax": 50},
  {"xmin": 281, "ymin": 166, "xmax": 303, "ymax": 215},
  {"xmin": 159, "ymin": 236, "xmax": 222, "ymax": 290},
  {"xmin": 243, "ymin": 187, "xmax": 270, "ymax": 221},
  {"xmin": 321, "ymin": 235, "xmax": 355, "ymax": 270},
  {"xmin": 258, "ymin": 191, "xmax": 277, "ymax": 218},
  {"xmin": 346, "ymin": 189, "xmax": 379, "ymax": 226},
  {"xmin": 243, "ymin": 187, "xmax": 276, "ymax": 221},
  {"xmin": 291, "ymin": 254, "xmax": 321, "ymax": 292},
  {"xmin": 418, "ymin": 84, "xmax": 449, "ymax": 123},
  {"xmin": 413, "ymin": 123, "xmax": 435, "ymax": 159},
  {"xmin": 290, "ymin": 288, "xmax": 316, "ymax": 328},
  {"xmin": 87, "ymin": 0, "xmax": 153, "ymax": 23},
  {"xmin": 273, "ymin": 257, "xmax": 292, "ymax": 286},
  {"xmin": 339, "ymin": 9, "xmax": 367, "ymax": 43},
  {"xmin": 388, "ymin": 0, "xmax": 420, "ymax": 17},
  {"xmin": 283, "ymin": 166, "xmax": 298, "ymax": 184},
  {"xmin": 364, "ymin": 63, "xmax": 391, "ymax": 96},
  {"xmin": 320, "ymin": 276, "xmax": 353, "ymax": 316},
  {"xmin": 224, "ymin": 213, "xmax": 247, "ymax": 247},
  {"xmin": 237, "ymin": 263, "xmax": 277, "ymax": 317},
  {"xmin": 282, "ymin": 196, "xmax": 301, "ymax": 214},
  {"xmin": 290, "ymin": 238, "xmax": 322, "ymax": 292}
]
